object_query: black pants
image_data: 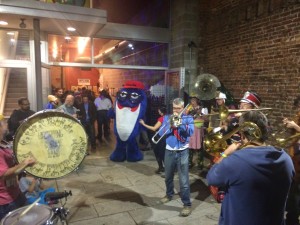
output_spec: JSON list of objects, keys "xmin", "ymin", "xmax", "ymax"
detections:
[
  {"xmin": 153, "ymin": 135, "xmax": 166, "ymax": 169},
  {"xmin": 97, "ymin": 110, "xmax": 109, "ymax": 140},
  {"xmin": 82, "ymin": 121, "xmax": 96, "ymax": 147}
]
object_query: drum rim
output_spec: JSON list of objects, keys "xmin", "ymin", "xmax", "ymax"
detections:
[
  {"xmin": 1, "ymin": 203, "xmax": 53, "ymax": 225},
  {"xmin": 13, "ymin": 110, "xmax": 88, "ymax": 179}
]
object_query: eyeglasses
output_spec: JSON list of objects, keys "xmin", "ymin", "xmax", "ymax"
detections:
[
  {"xmin": 117, "ymin": 91, "xmax": 142, "ymax": 104},
  {"xmin": 173, "ymin": 107, "xmax": 182, "ymax": 110}
]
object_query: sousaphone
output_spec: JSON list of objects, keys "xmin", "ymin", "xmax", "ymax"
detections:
[{"xmin": 193, "ymin": 73, "xmax": 221, "ymax": 100}]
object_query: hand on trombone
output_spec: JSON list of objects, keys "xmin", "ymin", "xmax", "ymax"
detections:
[{"xmin": 214, "ymin": 142, "xmax": 241, "ymax": 164}]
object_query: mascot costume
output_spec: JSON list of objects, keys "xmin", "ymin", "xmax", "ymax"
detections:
[{"xmin": 109, "ymin": 80, "xmax": 147, "ymax": 162}]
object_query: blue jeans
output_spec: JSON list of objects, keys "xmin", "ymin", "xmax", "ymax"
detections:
[{"xmin": 164, "ymin": 148, "xmax": 191, "ymax": 206}]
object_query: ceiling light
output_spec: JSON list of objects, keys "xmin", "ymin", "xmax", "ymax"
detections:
[
  {"xmin": 67, "ymin": 27, "xmax": 76, "ymax": 32},
  {"xmin": 7, "ymin": 32, "xmax": 15, "ymax": 36},
  {"xmin": 0, "ymin": 20, "xmax": 8, "ymax": 26},
  {"xmin": 65, "ymin": 36, "xmax": 71, "ymax": 40},
  {"xmin": 128, "ymin": 43, "xmax": 133, "ymax": 48}
]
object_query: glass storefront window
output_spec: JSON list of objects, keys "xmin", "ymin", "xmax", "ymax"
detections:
[
  {"xmin": 0, "ymin": 29, "xmax": 30, "ymax": 60},
  {"xmin": 93, "ymin": 38, "xmax": 168, "ymax": 67},
  {"xmin": 48, "ymin": 34, "xmax": 91, "ymax": 63},
  {"xmin": 48, "ymin": 35, "xmax": 168, "ymax": 67}
]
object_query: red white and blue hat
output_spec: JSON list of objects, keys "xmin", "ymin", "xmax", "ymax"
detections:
[{"xmin": 240, "ymin": 91, "xmax": 261, "ymax": 108}]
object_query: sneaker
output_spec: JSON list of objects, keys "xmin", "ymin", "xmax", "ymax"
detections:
[
  {"xmin": 180, "ymin": 206, "xmax": 192, "ymax": 217},
  {"xmin": 159, "ymin": 196, "xmax": 171, "ymax": 204}
]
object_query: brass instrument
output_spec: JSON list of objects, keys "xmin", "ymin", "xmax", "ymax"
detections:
[
  {"xmin": 206, "ymin": 105, "xmax": 273, "ymax": 121},
  {"xmin": 192, "ymin": 73, "xmax": 221, "ymax": 100},
  {"xmin": 275, "ymin": 133, "xmax": 300, "ymax": 148},
  {"xmin": 151, "ymin": 104, "xmax": 190, "ymax": 144},
  {"xmin": 204, "ymin": 121, "xmax": 262, "ymax": 157},
  {"xmin": 271, "ymin": 112, "xmax": 300, "ymax": 138}
]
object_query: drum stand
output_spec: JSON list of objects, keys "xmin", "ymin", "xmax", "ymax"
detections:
[
  {"xmin": 52, "ymin": 203, "xmax": 70, "ymax": 225},
  {"xmin": 49, "ymin": 179, "xmax": 71, "ymax": 225}
]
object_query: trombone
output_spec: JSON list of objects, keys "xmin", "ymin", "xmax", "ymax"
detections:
[
  {"xmin": 206, "ymin": 105, "xmax": 272, "ymax": 121},
  {"xmin": 204, "ymin": 121, "xmax": 262, "ymax": 157},
  {"xmin": 151, "ymin": 104, "xmax": 191, "ymax": 144},
  {"xmin": 275, "ymin": 133, "xmax": 300, "ymax": 148}
]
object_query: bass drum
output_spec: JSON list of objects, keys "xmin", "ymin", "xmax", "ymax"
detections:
[{"xmin": 13, "ymin": 110, "xmax": 88, "ymax": 179}]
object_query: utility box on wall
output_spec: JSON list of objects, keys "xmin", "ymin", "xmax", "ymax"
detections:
[{"xmin": 165, "ymin": 67, "xmax": 185, "ymax": 112}]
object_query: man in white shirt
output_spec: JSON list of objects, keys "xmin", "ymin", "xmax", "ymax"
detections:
[{"xmin": 94, "ymin": 90, "xmax": 112, "ymax": 142}]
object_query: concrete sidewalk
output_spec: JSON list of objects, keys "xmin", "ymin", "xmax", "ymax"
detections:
[{"xmin": 53, "ymin": 137, "xmax": 221, "ymax": 225}]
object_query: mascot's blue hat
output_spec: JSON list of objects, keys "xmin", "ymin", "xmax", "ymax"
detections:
[{"xmin": 123, "ymin": 80, "xmax": 145, "ymax": 89}]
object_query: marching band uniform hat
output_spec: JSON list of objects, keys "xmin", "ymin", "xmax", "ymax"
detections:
[
  {"xmin": 123, "ymin": 80, "xmax": 145, "ymax": 89},
  {"xmin": 240, "ymin": 91, "xmax": 261, "ymax": 108}
]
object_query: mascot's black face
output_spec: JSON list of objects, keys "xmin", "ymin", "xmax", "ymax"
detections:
[{"xmin": 117, "ymin": 89, "xmax": 144, "ymax": 108}]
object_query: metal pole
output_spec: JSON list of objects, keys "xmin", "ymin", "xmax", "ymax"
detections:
[{"xmin": 33, "ymin": 18, "xmax": 43, "ymax": 110}]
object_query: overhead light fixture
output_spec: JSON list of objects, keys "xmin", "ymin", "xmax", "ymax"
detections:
[
  {"xmin": 0, "ymin": 20, "xmax": 8, "ymax": 26},
  {"xmin": 7, "ymin": 32, "xmax": 15, "ymax": 36},
  {"xmin": 67, "ymin": 27, "xmax": 76, "ymax": 32},
  {"xmin": 65, "ymin": 36, "xmax": 71, "ymax": 40},
  {"xmin": 19, "ymin": 18, "xmax": 26, "ymax": 29}
]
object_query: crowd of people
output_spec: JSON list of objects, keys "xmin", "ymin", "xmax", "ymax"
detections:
[
  {"xmin": 1, "ymin": 85, "xmax": 300, "ymax": 224},
  {"xmin": 44, "ymin": 87, "xmax": 113, "ymax": 150}
]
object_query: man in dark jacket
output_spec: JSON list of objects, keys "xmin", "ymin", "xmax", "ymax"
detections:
[
  {"xmin": 78, "ymin": 95, "xmax": 97, "ymax": 150},
  {"xmin": 206, "ymin": 111, "xmax": 295, "ymax": 225},
  {"xmin": 8, "ymin": 97, "xmax": 35, "ymax": 137}
]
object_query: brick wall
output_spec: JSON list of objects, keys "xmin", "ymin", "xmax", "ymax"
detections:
[{"xmin": 200, "ymin": 0, "xmax": 300, "ymax": 124}]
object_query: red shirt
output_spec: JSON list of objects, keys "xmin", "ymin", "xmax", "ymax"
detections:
[
  {"xmin": 158, "ymin": 116, "xmax": 164, "ymax": 123},
  {"xmin": 0, "ymin": 148, "xmax": 20, "ymax": 205}
]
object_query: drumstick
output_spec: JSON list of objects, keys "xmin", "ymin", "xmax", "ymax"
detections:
[{"xmin": 11, "ymin": 197, "xmax": 41, "ymax": 225}]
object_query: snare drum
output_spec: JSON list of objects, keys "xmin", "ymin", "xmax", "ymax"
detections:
[
  {"xmin": 1, "ymin": 204, "xmax": 56, "ymax": 225},
  {"xmin": 13, "ymin": 110, "xmax": 88, "ymax": 179}
]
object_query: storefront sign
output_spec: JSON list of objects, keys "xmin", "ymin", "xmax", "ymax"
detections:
[{"xmin": 78, "ymin": 79, "xmax": 90, "ymax": 85}]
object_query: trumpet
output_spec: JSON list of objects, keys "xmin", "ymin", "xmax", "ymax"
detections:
[
  {"xmin": 151, "ymin": 104, "xmax": 190, "ymax": 144},
  {"xmin": 204, "ymin": 121, "xmax": 262, "ymax": 156}
]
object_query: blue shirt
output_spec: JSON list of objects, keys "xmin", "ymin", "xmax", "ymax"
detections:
[
  {"xmin": 160, "ymin": 114, "xmax": 194, "ymax": 150},
  {"xmin": 207, "ymin": 146, "xmax": 295, "ymax": 225}
]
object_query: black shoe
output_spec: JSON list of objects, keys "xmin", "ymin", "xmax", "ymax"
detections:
[
  {"xmin": 155, "ymin": 167, "xmax": 164, "ymax": 174},
  {"xmin": 155, "ymin": 168, "xmax": 161, "ymax": 174}
]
